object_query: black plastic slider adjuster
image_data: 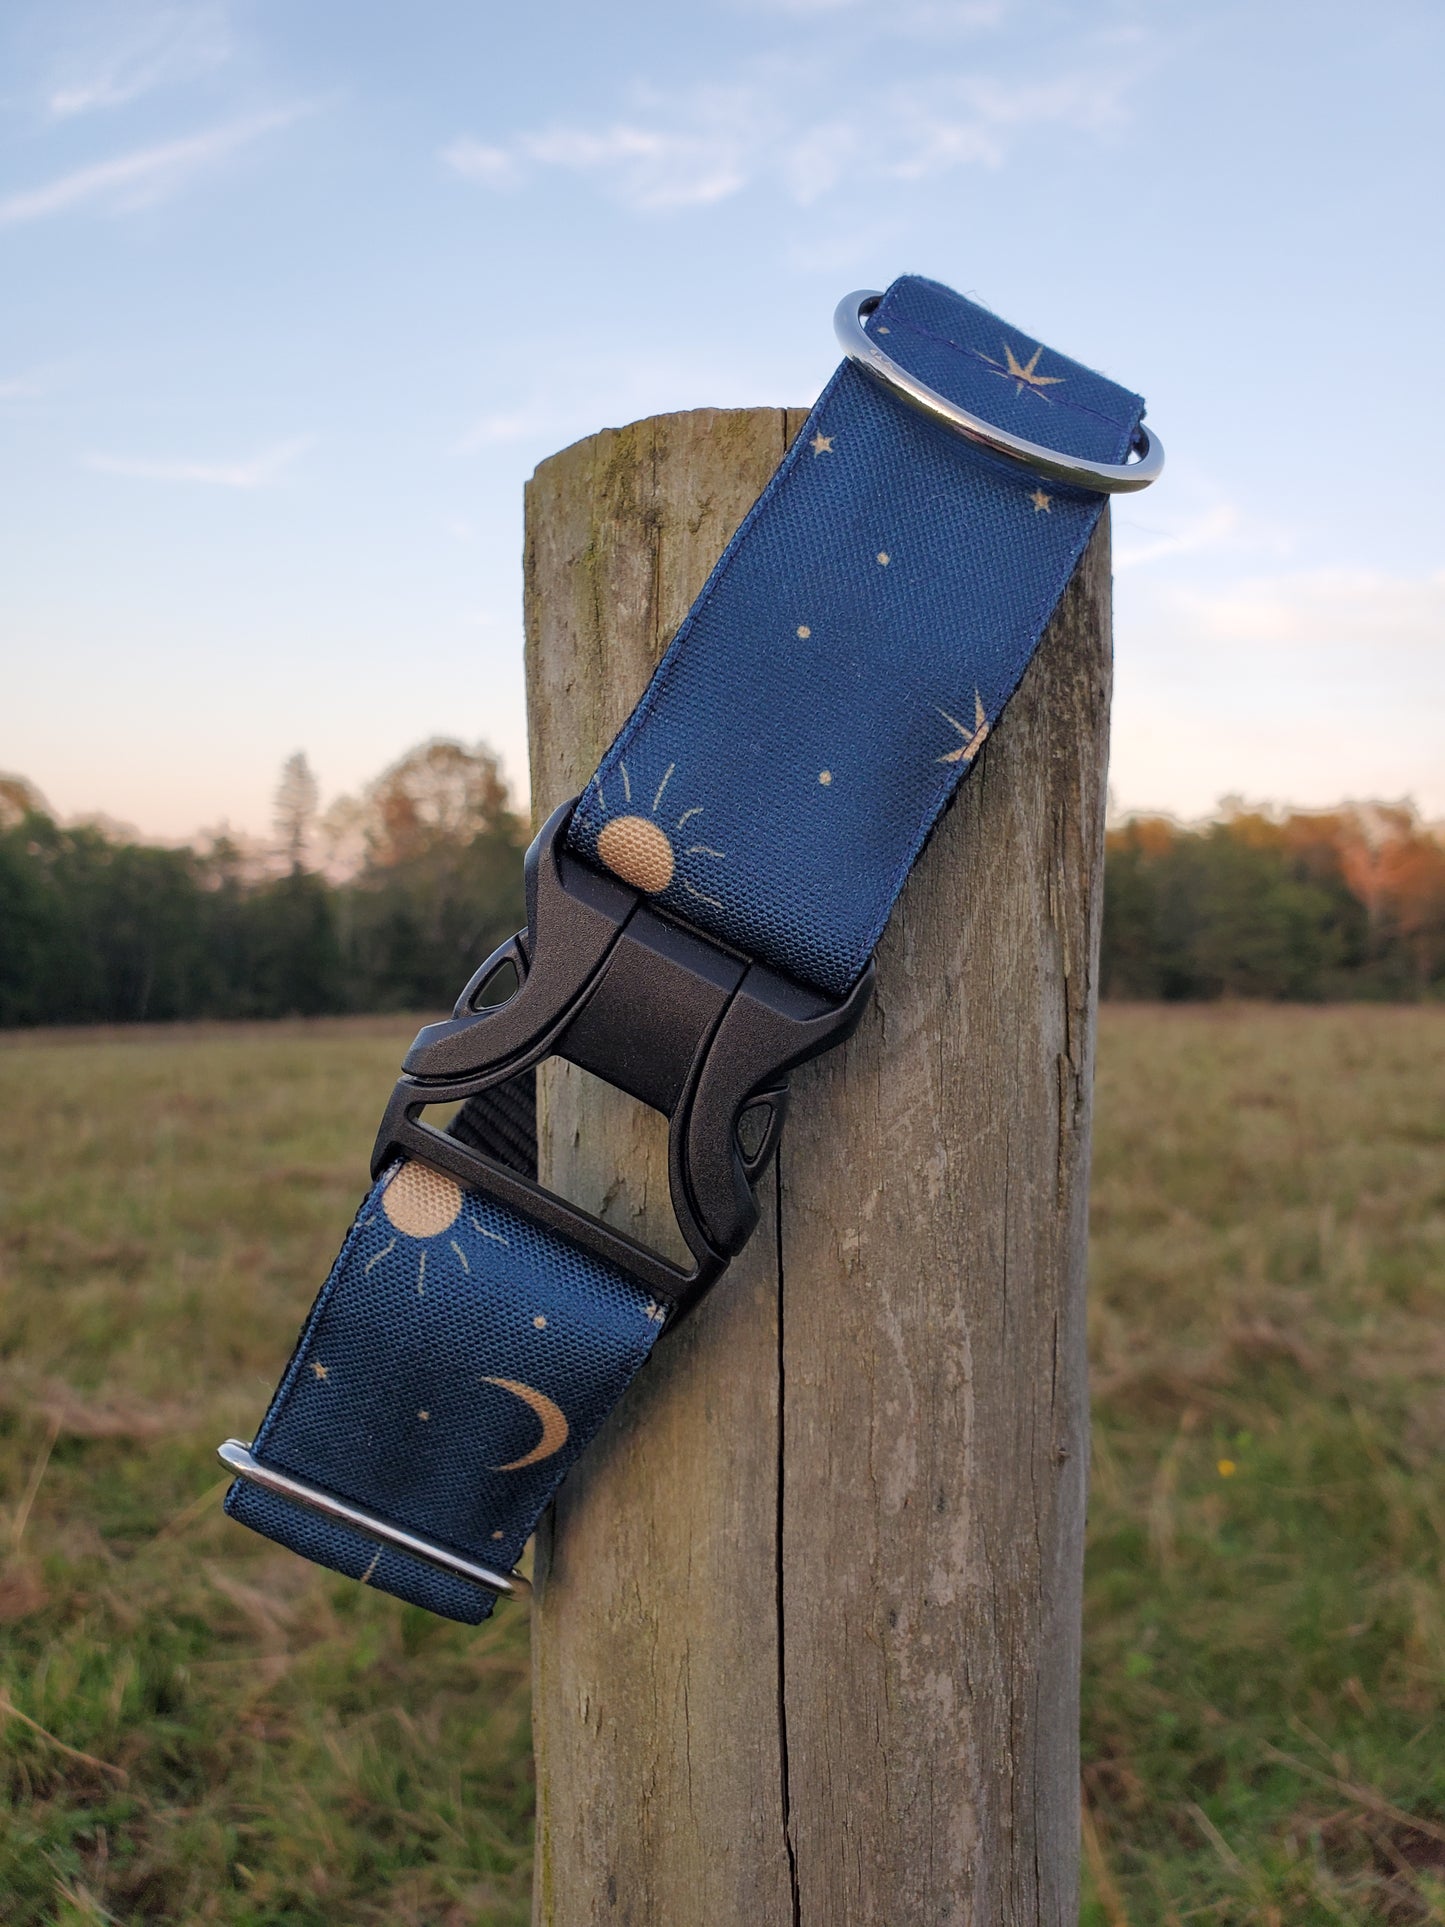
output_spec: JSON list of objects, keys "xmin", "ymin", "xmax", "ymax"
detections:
[{"xmin": 369, "ymin": 799, "xmax": 874, "ymax": 1316}]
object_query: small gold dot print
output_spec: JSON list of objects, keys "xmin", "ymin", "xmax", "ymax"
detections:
[
  {"xmin": 533, "ymin": 1315, "xmax": 547, "ymax": 1330},
  {"xmin": 818, "ymin": 771, "xmax": 832, "ymax": 786},
  {"xmin": 877, "ymin": 551, "xmax": 890, "ymax": 566},
  {"xmin": 418, "ymin": 1409, "xmax": 429, "ymax": 1421},
  {"xmin": 796, "ymin": 625, "xmax": 811, "ymax": 638}
]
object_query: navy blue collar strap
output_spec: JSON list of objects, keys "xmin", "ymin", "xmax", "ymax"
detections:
[{"xmin": 221, "ymin": 275, "xmax": 1158, "ymax": 1623}]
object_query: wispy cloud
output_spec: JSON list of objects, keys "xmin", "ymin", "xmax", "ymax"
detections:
[
  {"xmin": 1114, "ymin": 504, "xmax": 1240, "ymax": 570},
  {"xmin": 449, "ymin": 94, "xmax": 765, "ymax": 211},
  {"xmin": 1177, "ymin": 568, "xmax": 1445, "ymax": 650},
  {"xmin": 441, "ymin": 138, "xmax": 518, "ymax": 189},
  {"xmin": 456, "ymin": 407, "xmax": 556, "ymax": 451},
  {"xmin": 0, "ymin": 104, "xmax": 313, "ymax": 226},
  {"xmin": 1111, "ymin": 563, "xmax": 1445, "ymax": 817},
  {"xmin": 443, "ymin": 47, "xmax": 1144, "ymax": 213},
  {"xmin": 46, "ymin": 4, "xmax": 233, "ymax": 118},
  {"xmin": 735, "ymin": 0, "xmax": 1005, "ymax": 22},
  {"xmin": 84, "ymin": 436, "xmax": 314, "ymax": 489}
]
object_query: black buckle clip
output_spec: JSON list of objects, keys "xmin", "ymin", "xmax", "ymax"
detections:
[{"xmin": 372, "ymin": 799, "xmax": 873, "ymax": 1317}]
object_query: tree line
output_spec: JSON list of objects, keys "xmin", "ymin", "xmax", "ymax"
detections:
[
  {"xmin": 0, "ymin": 743, "xmax": 526, "ymax": 1026},
  {"xmin": 1, "ymin": 749, "xmax": 1442, "ymax": 1026},
  {"xmin": 1102, "ymin": 802, "xmax": 1445, "ymax": 1001}
]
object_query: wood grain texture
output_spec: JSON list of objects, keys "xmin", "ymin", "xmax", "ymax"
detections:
[{"xmin": 526, "ymin": 408, "xmax": 1111, "ymax": 1926}]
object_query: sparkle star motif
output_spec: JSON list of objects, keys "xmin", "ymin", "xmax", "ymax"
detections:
[
  {"xmin": 1030, "ymin": 488, "xmax": 1052, "ymax": 513},
  {"xmin": 310, "ymin": 1362, "xmax": 329, "ymax": 1381},
  {"xmin": 937, "ymin": 691, "xmax": 991, "ymax": 765},
  {"xmin": 810, "ymin": 433, "xmax": 834, "ymax": 455},
  {"xmin": 975, "ymin": 340, "xmax": 1065, "ymax": 402}
]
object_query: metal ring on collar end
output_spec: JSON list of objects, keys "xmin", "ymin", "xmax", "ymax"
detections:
[
  {"xmin": 217, "ymin": 1439, "xmax": 531, "ymax": 1599},
  {"xmin": 833, "ymin": 290, "xmax": 1164, "ymax": 495}
]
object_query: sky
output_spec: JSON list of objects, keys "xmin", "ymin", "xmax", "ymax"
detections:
[{"xmin": 1, "ymin": 0, "xmax": 1441, "ymax": 843}]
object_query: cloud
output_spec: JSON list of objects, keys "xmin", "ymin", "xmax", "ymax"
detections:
[
  {"xmin": 46, "ymin": 4, "xmax": 233, "ymax": 118},
  {"xmin": 1114, "ymin": 504, "xmax": 1240, "ymax": 570},
  {"xmin": 1176, "ymin": 567, "xmax": 1445, "ymax": 650},
  {"xmin": 0, "ymin": 104, "xmax": 312, "ymax": 226},
  {"xmin": 84, "ymin": 436, "xmax": 314, "ymax": 489},
  {"xmin": 736, "ymin": 0, "xmax": 1004, "ymax": 23},
  {"xmin": 455, "ymin": 408, "xmax": 556, "ymax": 451},
  {"xmin": 442, "ymin": 40, "xmax": 1145, "ymax": 213},
  {"xmin": 446, "ymin": 91, "xmax": 764, "ymax": 212},
  {"xmin": 440, "ymin": 138, "xmax": 518, "ymax": 188},
  {"xmin": 1110, "ymin": 565, "xmax": 1445, "ymax": 817}
]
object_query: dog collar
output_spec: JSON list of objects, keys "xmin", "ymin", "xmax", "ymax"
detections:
[{"xmin": 221, "ymin": 274, "xmax": 1157, "ymax": 1621}]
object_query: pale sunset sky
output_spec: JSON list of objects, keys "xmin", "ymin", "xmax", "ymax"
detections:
[{"xmin": 2, "ymin": 0, "xmax": 1441, "ymax": 840}]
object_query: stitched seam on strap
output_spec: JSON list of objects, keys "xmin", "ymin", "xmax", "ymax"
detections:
[{"xmin": 880, "ymin": 312, "xmax": 1138, "ymax": 437}]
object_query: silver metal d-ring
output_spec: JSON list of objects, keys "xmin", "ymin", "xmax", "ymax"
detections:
[
  {"xmin": 217, "ymin": 1439, "xmax": 532, "ymax": 1599},
  {"xmin": 833, "ymin": 290, "xmax": 1164, "ymax": 494}
]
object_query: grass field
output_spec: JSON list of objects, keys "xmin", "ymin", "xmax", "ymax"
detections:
[{"xmin": 0, "ymin": 1008, "xmax": 1441, "ymax": 1925}]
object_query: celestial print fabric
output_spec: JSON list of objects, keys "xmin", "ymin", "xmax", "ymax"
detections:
[
  {"xmin": 567, "ymin": 274, "xmax": 1145, "ymax": 997},
  {"xmin": 226, "ymin": 1159, "xmax": 664, "ymax": 1622},
  {"xmin": 229, "ymin": 274, "xmax": 1149, "ymax": 1621}
]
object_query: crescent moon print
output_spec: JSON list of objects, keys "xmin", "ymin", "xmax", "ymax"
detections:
[{"xmin": 483, "ymin": 1376, "xmax": 571, "ymax": 1470}]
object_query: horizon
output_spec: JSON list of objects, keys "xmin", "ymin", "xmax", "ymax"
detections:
[
  {"xmin": 7, "ymin": 744, "xmax": 1443, "ymax": 858},
  {"xmin": 2, "ymin": 0, "xmax": 1442, "ymax": 840}
]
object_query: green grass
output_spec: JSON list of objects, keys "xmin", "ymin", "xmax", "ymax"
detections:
[
  {"xmin": 0, "ymin": 1007, "xmax": 1441, "ymax": 1924},
  {"xmin": 0, "ymin": 1021, "xmax": 532, "ymax": 1926},
  {"xmin": 1083, "ymin": 1007, "xmax": 1445, "ymax": 1925}
]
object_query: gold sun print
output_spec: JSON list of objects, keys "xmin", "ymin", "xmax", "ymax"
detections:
[
  {"xmin": 371, "ymin": 1159, "xmax": 508, "ymax": 1297},
  {"xmin": 592, "ymin": 762, "xmax": 727, "ymax": 911},
  {"xmin": 363, "ymin": 1161, "xmax": 571, "ymax": 1467}
]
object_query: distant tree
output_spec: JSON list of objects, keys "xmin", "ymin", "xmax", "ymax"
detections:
[
  {"xmin": 339, "ymin": 739, "xmax": 527, "ymax": 1011},
  {"xmin": 8, "ymin": 744, "xmax": 1431, "ymax": 1029},
  {"xmin": 0, "ymin": 773, "xmax": 51, "ymax": 829},
  {"xmin": 243, "ymin": 869, "xmax": 345, "ymax": 1016},
  {"xmin": 0, "ymin": 811, "xmax": 213, "ymax": 1022},
  {"xmin": 359, "ymin": 738, "xmax": 513, "ymax": 867},
  {"xmin": 273, "ymin": 751, "xmax": 320, "ymax": 872},
  {"xmin": 1101, "ymin": 803, "xmax": 1445, "ymax": 1003}
]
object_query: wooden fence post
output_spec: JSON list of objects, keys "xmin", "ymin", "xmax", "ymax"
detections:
[{"xmin": 526, "ymin": 408, "xmax": 1111, "ymax": 1926}]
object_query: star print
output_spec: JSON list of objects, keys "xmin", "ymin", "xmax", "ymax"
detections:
[
  {"xmin": 1030, "ymin": 488, "xmax": 1052, "ymax": 513},
  {"xmin": 975, "ymin": 340, "xmax": 1065, "ymax": 402},
  {"xmin": 810, "ymin": 433, "xmax": 834, "ymax": 455},
  {"xmin": 310, "ymin": 1362, "xmax": 329, "ymax": 1381},
  {"xmin": 937, "ymin": 691, "xmax": 991, "ymax": 766}
]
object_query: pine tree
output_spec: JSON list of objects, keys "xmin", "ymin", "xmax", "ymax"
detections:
[{"xmin": 273, "ymin": 751, "xmax": 320, "ymax": 873}]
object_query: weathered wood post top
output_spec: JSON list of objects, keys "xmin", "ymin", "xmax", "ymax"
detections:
[{"xmin": 527, "ymin": 402, "xmax": 1113, "ymax": 1927}]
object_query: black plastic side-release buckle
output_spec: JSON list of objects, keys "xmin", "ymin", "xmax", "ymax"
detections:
[{"xmin": 372, "ymin": 799, "xmax": 874, "ymax": 1316}]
